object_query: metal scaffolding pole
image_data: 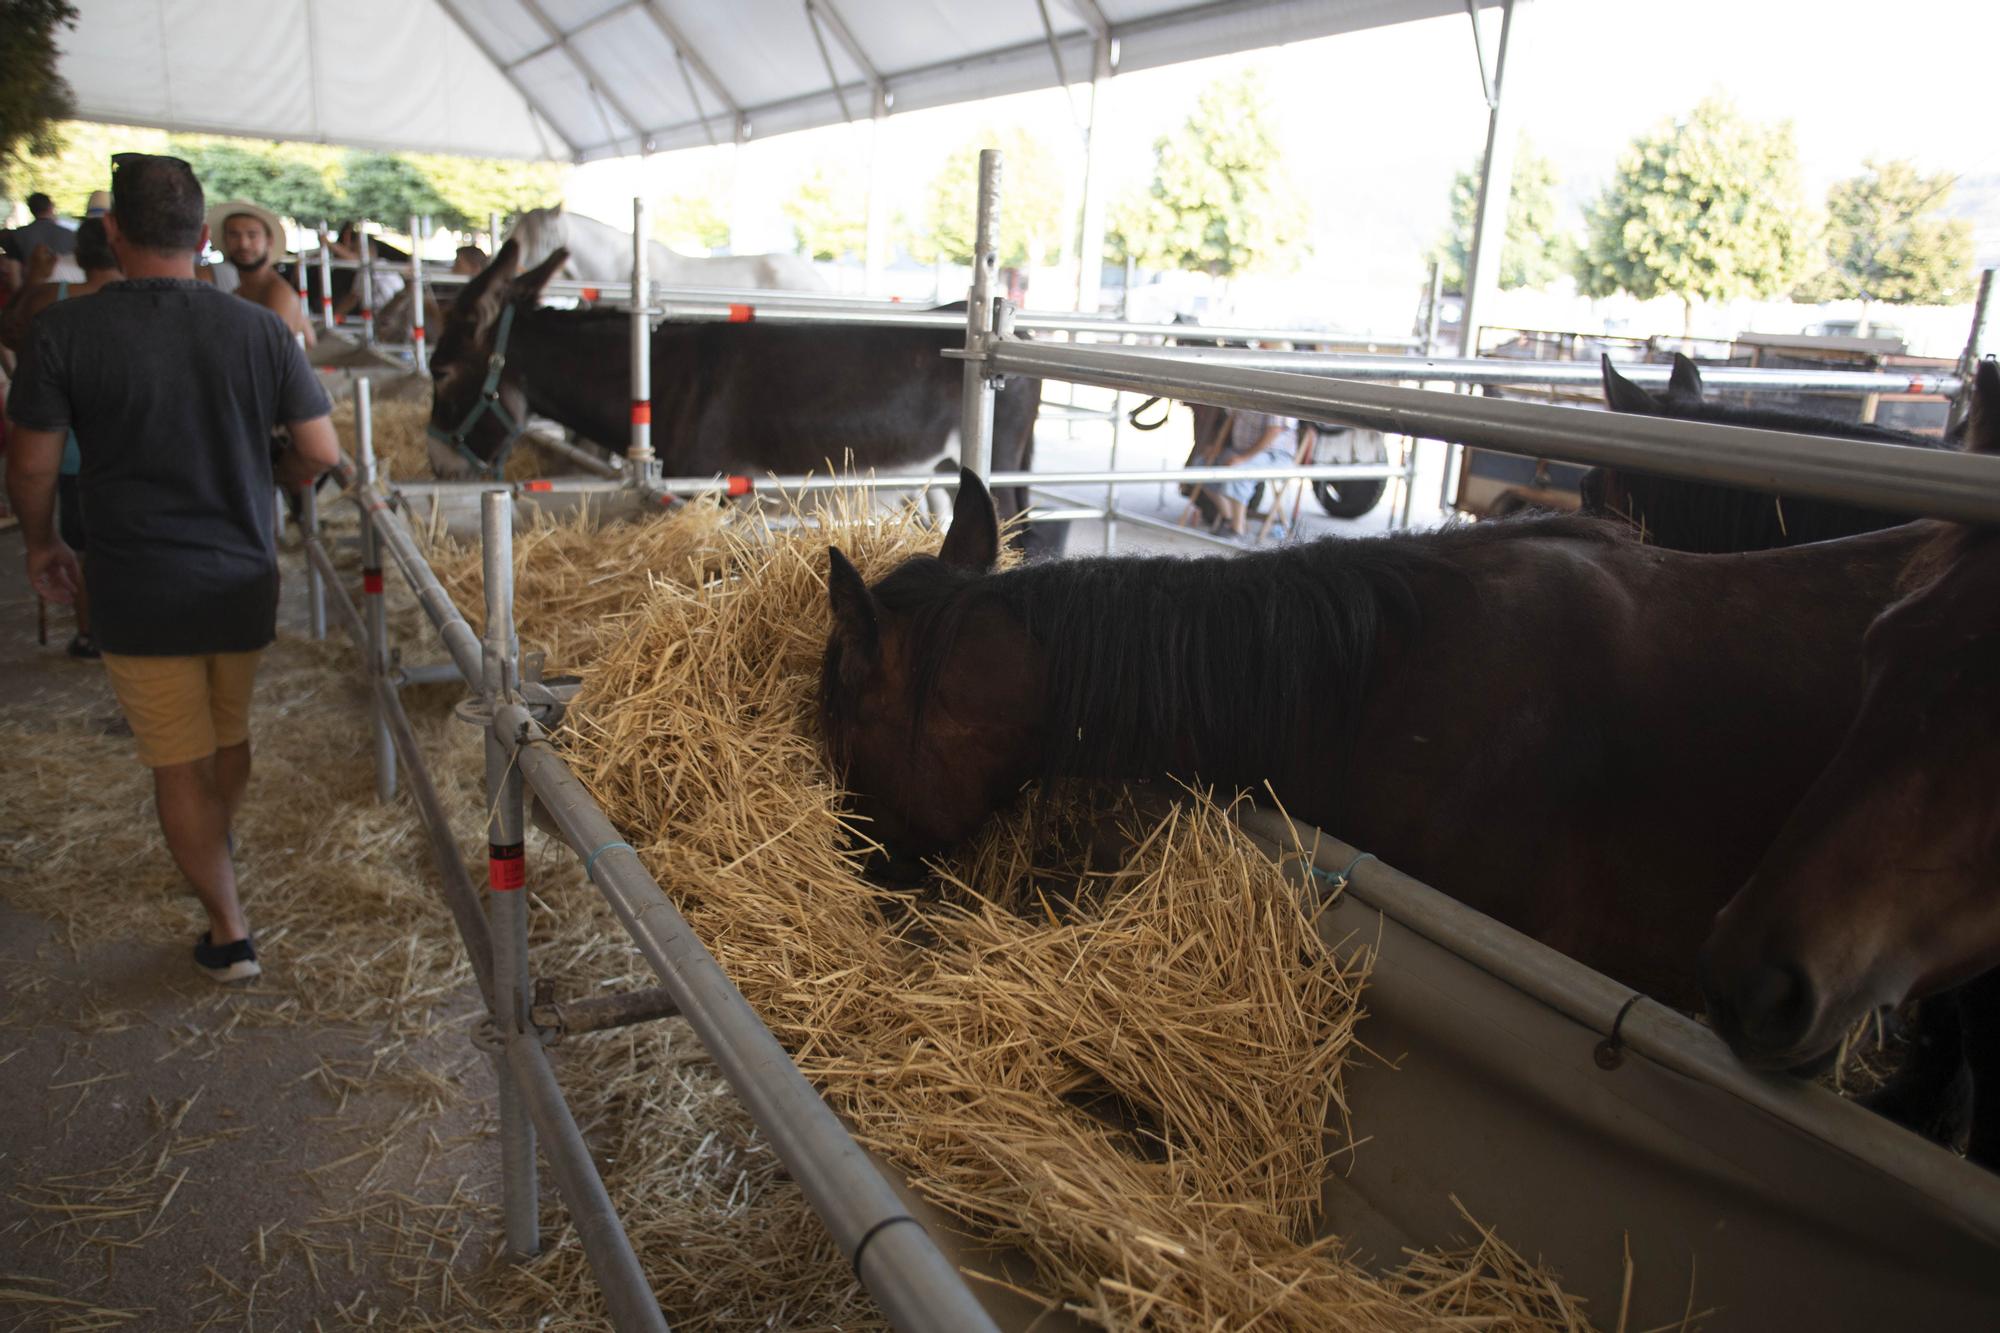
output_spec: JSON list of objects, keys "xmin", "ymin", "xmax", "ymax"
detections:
[
  {"xmin": 1446, "ymin": 0, "xmax": 1528, "ymax": 505},
  {"xmin": 353, "ymin": 378, "xmax": 396, "ymax": 803},
  {"xmin": 316, "ymin": 220, "xmax": 335, "ymax": 332},
  {"xmin": 356, "ymin": 219, "xmax": 376, "ymax": 347},
  {"xmin": 409, "ymin": 214, "xmax": 429, "ymax": 374},
  {"xmin": 494, "ymin": 701, "xmax": 1001, "ymax": 1333},
  {"xmin": 628, "ymin": 197, "xmax": 656, "ymax": 482},
  {"xmin": 299, "ymin": 481, "xmax": 326, "ymax": 641},
  {"xmin": 959, "ymin": 149, "xmax": 1002, "ymax": 482},
  {"xmin": 983, "ymin": 339, "xmax": 2000, "ymax": 524},
  {"xmin": 479, "ymin": 490, "xmax": 538, "ymax": 1259}
]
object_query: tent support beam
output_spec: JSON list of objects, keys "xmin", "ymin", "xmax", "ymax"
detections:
[
  {"xmin": 641, "ymin": 2, "xmax": 748, "ymax": 143},
  {"xmin": 517, "ymin": 0, "xmax": 651, "ymax": 156},
  {"xmin": 433, "ymin": 0, "xmax": 580, "ymax": 159}
]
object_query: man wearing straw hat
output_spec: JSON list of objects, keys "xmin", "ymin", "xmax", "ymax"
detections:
[
  {"xmin": 4, "ymin": 153, "xmax": 341, "ymax": 983},
  {"xmin": 207, "ymin": 197, "xmax": 314, "ymax": 347}
]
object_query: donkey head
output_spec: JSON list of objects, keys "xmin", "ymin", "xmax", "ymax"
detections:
[{"xmin": 426, "ymin": 240, "xmax": 568, "ymax": 475}]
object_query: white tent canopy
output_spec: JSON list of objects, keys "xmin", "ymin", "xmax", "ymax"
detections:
[{"xmin": 56, "ymin": 0, "xmax": 1496, "ymax": 162}]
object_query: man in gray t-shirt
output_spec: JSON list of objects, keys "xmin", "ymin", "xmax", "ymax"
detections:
[{"xmin": 4, "ymin": 154, "xmax": 340, "ymax": 985}]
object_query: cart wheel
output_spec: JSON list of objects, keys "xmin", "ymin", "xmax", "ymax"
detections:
[{"xmin": 1313, "ymin": 478, "xmax": 1387, "ymax": 519}]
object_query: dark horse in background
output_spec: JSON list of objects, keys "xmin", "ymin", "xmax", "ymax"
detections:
[
  {"xmin": 1702, "ymin": 359, "xmax": 2000, "ymax": 1163},
  {"xmin": 1586, "ymin": 352, "xmax": 1983, "ymax": 1147},
  {"xmin": 428, "ymin": 242, "xmax": 1058, "ymax": 558},
  {"xmin": 1584, "ymin": 353, "xmax": 1958, "ymax": 551},
  {"xmin": 820, "ymin": 468, "xmax": 1928, "ymax": 1015}
]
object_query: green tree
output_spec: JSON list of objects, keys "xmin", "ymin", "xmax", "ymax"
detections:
[
  {"xmin": 781, "ymin": 164, "xmax": 866, "ymax": 262},
  {"xmin": 338, "ymin": 151, "xmax": 455, "ymax": 230},
  {"xmin": 172, "ymin": 138, "xmax": 343, "ymax": 222},
  {"xmin": 0, "ymin": 1, "xmax": 77, "ymax": 197},
  {"xmin": 1434, "ymin": 135, "xmax": 1572, "ymax": 292},
  {"xmin": 9, "ymin": 120, "xmax": 168, "ymax": 215},
  {"xmin": 1107, "ymin": 71, "xmax": 1308, "ymax": 279},
  {"xmin": 655, "ymin": 188, "xmax": 728, "ymax": 253},
  {"xmin": 1795, "ymin": 158, "xmax": 1974, "ymax": 312},
  {"xmin": 405, "ymin": 152, "xmax": 568, "ymax": 231},
  {"xmin": 907, "ymin": 127, "xmax": 1068, "ymax": 268},
  {"xmin": 1577, "ymin": 95, "xmax": 1811, "ymax": 335}
]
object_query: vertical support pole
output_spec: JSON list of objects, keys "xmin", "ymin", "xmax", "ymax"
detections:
[
  {"xmin": 959, "ymin": 148, "xmax": 1002, "ymax": 482},
  {"xmin": 409, "ymin": 214, "xmax": 428, "ymax": 373},
  {"xmin": 357, "ymin": 219, "xmax": 376, "ymax": 348},
  {"xmin": 1443, "ymin": 0, "xmax": 1527, "ymax": 509},
  {"xmin": 1423, "ymin": 259, "xmax": 1444, "ymax": 354},
  {"xmin": 1103, "ymin": 331, "xmax": 1127, "ymax": 553},
  {"xmin": 489, "ymin": 211, "xmax": 503, "ymax": 259},
  {"xmin": 1074, "ymin": 36, "xmax": 1113, "ymax": 314},
  {"xmin": 480, "ymin": 489, "xmax": 537, "ymax": 1260},
  {"xmin": 294, "ymin": 224, "xmax": 308, "ymax": 310},
  {"xmin": 1947, "ymin": 267, "xmax": 1995, "ymax": 437},
  {"xmin": 628, "ymin": 196, "xmax": 656, "ymax": 483},
  {"xmin": 863, "ymin": 91, "xmax": 889, "ymax": 297},
  {"xmin": 317, "ymin": 221, "xmax": 335, "ymax": 332},
  {"xmin": 300, "ymin": 479, "xmax": 326, "ymax": 641},
  {"xmin": 353, "ymin": 377, "xmax": 395, "ymax": 802}
]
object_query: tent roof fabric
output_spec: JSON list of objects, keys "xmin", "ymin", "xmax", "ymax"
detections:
[{"xmin": 57, "ymin": 0, "xmax": 1495, "ymax": 163}]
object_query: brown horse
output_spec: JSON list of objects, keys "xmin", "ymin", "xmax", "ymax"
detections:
[
  {"xmin": 1700, "ymin": 362, "xmax": 2000, "ymax": 1115},
  {"xmin": 822, "ymin": 469, "xmax": 1928, "ymax": 1009}
]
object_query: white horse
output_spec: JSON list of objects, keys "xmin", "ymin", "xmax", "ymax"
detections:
[{"xmin": 502, "ymin": 205, "xmax": 826, "ymax": 291}]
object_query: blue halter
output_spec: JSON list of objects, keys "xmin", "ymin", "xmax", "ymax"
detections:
[{"xmin": 426, "ymin": 303, "xmax": 528, "ymax": 479}]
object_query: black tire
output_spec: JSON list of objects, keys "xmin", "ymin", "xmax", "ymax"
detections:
[{"xmin": 1313, "ymin": 477, "xmax": 1387, "ymax": 519}]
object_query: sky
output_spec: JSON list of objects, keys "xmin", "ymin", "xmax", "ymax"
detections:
[{"xmin": 561, "ymin": 0, "xmax": 2000, "ymax": 338}]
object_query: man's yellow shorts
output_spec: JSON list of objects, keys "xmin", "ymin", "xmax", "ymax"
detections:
[{"xmin": 100, "ymin": 652, "xmax": 262, "ymax": 768}]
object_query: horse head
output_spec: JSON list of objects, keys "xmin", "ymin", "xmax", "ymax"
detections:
[
  {"xmin": 820, "ymin": 470, "xmax": 1046, "ymax": 862},
  {"xmin": 426, "ymin": 241, "xmax": 568, "ymax": 475},
  {"xmin": 1599, "ymin": 352, "xmax": 1704, "ymax": 417},
  {"xmin": 1699, "ymin": 358, "xmax": 2000, "ymax": 1070}
]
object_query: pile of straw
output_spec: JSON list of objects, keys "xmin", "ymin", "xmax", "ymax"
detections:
[
  {"xmin": 421, "ymin": 500, "xmax": 732, "ymax": 673},
  {"xmin": 544, "ymin": 497, "xmax": 1595, "ymax": 1330}
]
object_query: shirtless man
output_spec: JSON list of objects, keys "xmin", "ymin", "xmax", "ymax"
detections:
[{"xmin": 205, "ymin": 199, "xmax": 313, "ymax": 347}]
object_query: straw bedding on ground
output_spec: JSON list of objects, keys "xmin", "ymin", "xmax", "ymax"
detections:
[
  {"xmin": 2, "ymin": 495, "xmax": 1600, "ymax": 1330},
  {"xmin": 538, "ymin": 496, "xmax": 1600, "ymax": 1330},
  {"xmin": 329, "ymin": 382, "xmax": 578, "ymax": 484}
]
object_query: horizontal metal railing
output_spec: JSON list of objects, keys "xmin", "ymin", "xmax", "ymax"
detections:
[{"xmin": 980, "ymin": 339, "xmax": 2000, "ymax": 524}]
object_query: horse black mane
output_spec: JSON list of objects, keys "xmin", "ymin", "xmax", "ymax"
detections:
[
  {"xmin": 1591, "ymin": 356, "xmax": 1952, "ymax": 552},
  {"xmin": 869, "ymin": 514, "xmax": 1626, "ymax": 787}
]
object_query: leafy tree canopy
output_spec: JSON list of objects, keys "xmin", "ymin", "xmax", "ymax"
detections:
[
  {"xmin": 1108, "ymin": 71, "xmax": 1308, "ymax": 279},
  {"xmin": 1434, "ymin": 135, "xmax": 1572, "ymax": 292},
  {"xmin": 781, "ymin": 164, "xmax": 866, "ymax": 263},
  {"xmin": 0, "ymin": 2, "xmax": 78, "ymax": 198},
  {"xmin": 1795, "ymin": 158, "xmax": 1974, "ymax": 307},
  {"xmin": 907, "ymin": 127, "xmax": 1068, "ymax": 268},
  {"xmin": 1576, "ymin": 95, "xmax": 1811, "ymax": 329}
]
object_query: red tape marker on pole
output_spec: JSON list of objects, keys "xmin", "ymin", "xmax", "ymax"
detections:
[
  {"xmin": 631, "ymin": 401, "xmax": 651, "ymax": 425},
  {"xmin": 726, "ymin": 475, "xmax": 753, "ymax": 497},
  {"xmin": 488, "ymin": 843, "xmax": 525, "ymax": 892},
  {"xmin": 362, "ymin": 568, "xmax": 384, "ymax": 595},
  {"xmin": 728, "ymin": 303, "xmax": 754, "ymax": 322}
]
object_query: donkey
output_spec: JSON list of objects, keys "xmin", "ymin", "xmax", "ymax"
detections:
[{"xmin": 427, "ymin": 244, "xmax": 1057, "ymax": 557}]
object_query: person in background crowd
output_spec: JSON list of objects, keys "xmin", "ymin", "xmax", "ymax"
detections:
[
  {"xmin": 328, "ymin": 222, "xmax": 404, "ymax": 319},
  {"xmin": 0, "ymin": 218, "xmax": 124, "ymax": 657},
  {"xmin": 452, "ymin": 245, "xmax": 488, "ymax": 275},
  {"xmin": 81, "ymin": 189, "xmax": 109, "ymax": 220},
  {"xmin": 207, "ymin": 199, "xmax": 313, "ymax": 347},
  {"xmin": 1211, "ymin": 409, "xmax": 1299, "ymax": 539},
  {"xmin": 1, "ymin": 192, "xmax": 77, "ymax": 263},
  {"xmin": 5, "ymin": 153, "xmax": 340, "ymax": 984}
]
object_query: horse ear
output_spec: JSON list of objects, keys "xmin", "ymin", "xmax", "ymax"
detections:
[
  {"xmin": 938, "ymin": 467, "xmax": 1000, "ymax": 572},
  {"xmin": 1601, "ymin": 355, "xmax": 1658, "ymax": 415},
  {"xmin": 1666, "ymin": 353, "xmax": 1704, "ymax": 407},
  {"xmin": 826, "ymin": 547, "xmax": 880, "ymax": 687},
  {"xmin": 510, "ymin": 247, "xmax": 568, "ymax": 304},
  {"xmin": 1968, "ymin": 359, "xmax": 2000, "ymax": 457},
  {"xmin": 456, "ymin": 238, "xmax": 520, "ymax": 329}
]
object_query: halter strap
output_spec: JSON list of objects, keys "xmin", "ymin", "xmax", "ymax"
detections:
[{"xmin": 425, "ymin": 302, "xmax": 529, "ymax": 479}]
